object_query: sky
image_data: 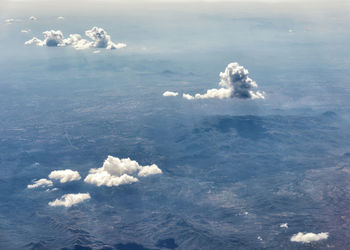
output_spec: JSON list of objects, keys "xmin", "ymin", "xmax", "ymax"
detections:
[{"xmin": 1, "ymin": 0, "xmax": 350, "ymax": 249}]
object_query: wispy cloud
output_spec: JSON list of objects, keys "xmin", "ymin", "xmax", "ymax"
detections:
[
  {"xmin": 27, "ymin": 178, "xmax": 53, "ymax": 189},
  {"xmin": 48, "ymin": 193, "xmax": 91, "ymax": 207},
  {"xmin": 163, "ymin": 91, "xmax": 179, "ymax": 97}
]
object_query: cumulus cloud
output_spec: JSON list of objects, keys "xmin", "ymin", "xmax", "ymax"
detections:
[
  {"xmin": 25, "ymin": 27, "xmax": 127, "ymax": 51},
  {"xmin": 27, "ymin": 178, "xmax": 53, "ymax": 189},
  {"xmin": 163, "ymin": 91, "xmax": 179, "ymax": 97},
  {"xmin": 138, "ymin": 164, "xmax": 163, "ymax": 177},
  {"xmin": 182, "ymin": 93, "xmax": 195, "ymax": 100},
  {"xmin": 48, "ymin": 193, "xmax": 90, "ymax": 207},
  {"xmin": 290, "ymin": 232, "xmax": 329, "ymax": 243},
  {"xmin": 280, "ymin": 223, "xmax": 288, "ymax": 228},
  {"xmin": 84, "ymin": 155, "xmax": 162, "ymax": 187},
  {"xmin": 85, "ymin": 26, "xmax": 126, "ymax": 49},
  {"xmin": 29, "ymin": 16, "xmax": 37, "ymax": 21},
  {"xmin": 183, "ymin": 62, "xmax": 264, "ymax": 100},
  {"xmin": 25, "ymin": 30, "xmax": 65, "ymax": 47},
  {"xmin": 48, "ymin": 169, "xmax": 81, "ymax": 183}
]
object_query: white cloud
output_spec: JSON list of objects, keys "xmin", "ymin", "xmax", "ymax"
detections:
[
  {"xmin": 4, "ymin": 18, "xmax": 21, "ymax": 24},
  {"xmin": 21, "ymin": 29, "xmax": 31, "ymax": 33},
  {"xmin": 48, "ymin": 193, "xmax": 90, "ymax": 207},
  {"xmin": 85, "ymin": 26, "xmax": 127, "ymax": 50},
  {"xmin": 25, "ymin": 27, "xmax": 127, "ymax": 51},
  {"xmin": 183, "ymin": 62, "xmax": 265, "ymax": 100},
  {"xmin": 163, "ymin": 91, "xmax": 179, "ymax": 97},
  {"xmin": 27, "ymin": 178, "xmax": 53, "ymax": 189},
  {"xmin": 182, "ymin": 93, "xmax": 194, "ymax": 100},
  {"xmin": 25, "ymin": 30, "xmax": 65, "ymax": 47},
  {"xmin": 48, "ymin": 169, "xmax": 81, "ymax": 183},
  {"xmin": 57, "ymin": 16, "xmax": 65, "ymax": 20},
  {"xmin": 290, "ymin": 232, "xmax": 329, "ymax": 243},
  {"xmin": 84, "ymin": 172, "xmax": 138, "ymax": 187},
  {"xmin": 138, "ymin": 164, "xmax": 162, "ymax": 177},
  {"xmin": 280, "ymin": 223, "xmax": 288, "ymax": 228},
  {"xmin": 84, "ymin": 155, "xmax": 162, "ymax": 187},
  {"xmin": 29, "ymin": 16, "xmax": 37, "ymax": 21}
]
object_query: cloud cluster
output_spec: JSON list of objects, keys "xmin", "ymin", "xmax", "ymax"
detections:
[
  {"xmin": 163, "ymin": 91, "xmax": 179, "ymax": 97},
  {"xmin": 48, "ymin": 169, "xmax": 81, "ymax": 183},
  {"xmin": 84, "ymin": 155, "xmax": 162, "ymax": 187},
  {"xmin": 48, "ymin": 193, "xmax": 91, "ymax": 207},
  {"xmin": 183, "ymin": 62, "xmax": 264, "ymax": 100},
  {"xmin": 27, "ymin": 178, "xmax": 53, "ymax": 189},
  {"xmin": 290, "ymin": 232, "xmax": 329, "ymax": 243},
  {"xmin": 25, "ymin": 27, "xmax": 127, "ymax": 51}
]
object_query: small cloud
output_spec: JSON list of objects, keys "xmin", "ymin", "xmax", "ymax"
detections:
[
  {"xmin": 85, "ymin": 26, "xmax": 126, "ymax": 50},
  {"xmin": 48, "ymin": 193, "xmax": 90, "ymax": 207},
  {"xmin": 138, "ymin": 164, "xmax": 162, "ymax": 177},
  {"xmin": 29, "ymin": 16, "xmax": 37, "ymax": 21},
  {"xmin": 25, "ymin": 27, "xmax": 127, "ymax": 51},
  {"xmin": 182, "ymin": 93, "xmax": 194, "ymax": 100},
  {"xmin": 290, "ymin": 232, "xmax": 329, "ymax": 243},
  {"xmin": 257, "ymin": 236, "xmax": 262, "ymax": 241},
  {"xmin": 25, "ymin": 30, "xmax": 65, "ymax": 47},
  {"xmin": 163, "ymin": 91, "xmax": 179, "ymax": 97},
  {"xmin": 4, "ymin": 18, "xmax": 21, "ymax": 24},
  {"xmin": 84, "ymin": 155, "xmax": 162, "ymax": 187},
  {"xmin": 27, "ymin": 178, "xmax": 53, "ymax": 189},
  {"xmin": 280, "ymin": 223, "xmax": 288, "ymax": 228},
  {"xmin": 48, "ymin": 169, "xmax": 81, "ymax": 183},
  {"xmin": 21, "ymin": 29, "xmax": 31, "ymax": 33},
  {"xmin": 45, "ymin": 187, "xmax": 58, "ymax": 192},
  {"xmin": 32, "ymin": 162, "xmax": 40, "ymax": 167},
  {"xmin": 93, "ymin": 50, "xmax": 101, "ymax": 54},
  {"xmin": 57, "ymin": 16, "xmax": 64, "ymax": 20},
  {"xmin": 183, "ymin": 62, "xmax": 264, "ymax": 100}
]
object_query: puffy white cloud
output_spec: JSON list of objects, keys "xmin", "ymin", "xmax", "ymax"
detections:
[
  {"xmin": 25, "ymin": 30, "xmax": 65, "ymax": 47},
  {"xmin": 84, "ymin": 172, "xmax": 138, "ymax": 187},
  {"xmin": 27, "ymin": 178, "xmax": 53, "ymax": 189},
  {"xmin": 48, "ymin": 169, "xmax": 81, "ymax": 183},
  {"xmin": 182, "ymin": 93, "xmax": 194, "ymax": 100},
  {"xmin": 280, "ymin": 223, "xmax": 288, "ymax": 228},
  {"xmin": 63, "ymin": 34, "xmax": 92, "ymax": 50},
  {"xmin": 163, "ymin": 91, "xmax": 179, "ymax": 97},
  {"xmin": 48, "ymin": 193, "xmax": 90, "ymax": 207},
  {"xmin": 57, "ymin": 16, "xmax": 64, "ymax": 20},
  {"xmin": 25, "ymin": 27, "xmax": 127, "ymax": 51},
  {"xmin": 85, "ymin": 27, "xmax": 127, "ymax": 50},
  {"xmin": 84, "ymin": 155, "xmax": 162, "ymax": 187},
  {"xmin": 29, "ymin": 16, "xmax": 37, "ymax": 21},
  {"xmin": 290, "ymin": 232, "xmax": 329, "ymax": 243},
  {"xmin": 138, "ymin": 164, "xmax": 162, "ymax": 177},
  {"xmin": 183, "ymin": 62, "xmax": 265, "ymax": 100}
]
